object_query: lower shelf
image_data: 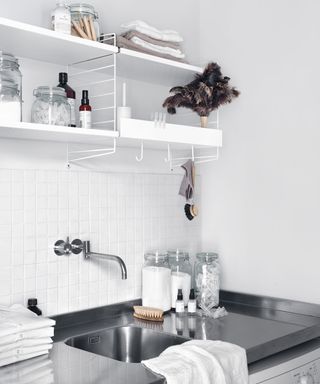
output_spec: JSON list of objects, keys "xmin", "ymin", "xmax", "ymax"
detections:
[
  {"xmin": 0, "ymin": 121, "xmax": 119, "ymax": 145},
  {"xmin": 0, "ymin": 119, "xmax": 222, "ymax": 151},
  {"xmin": 119, "ymin": 118, "xmax": 222, "ymax": 150}
]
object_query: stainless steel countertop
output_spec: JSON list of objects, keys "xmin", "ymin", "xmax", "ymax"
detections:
[{"xmin": 1, "ymin": 291, "xmax": 320, "ymax": 384}]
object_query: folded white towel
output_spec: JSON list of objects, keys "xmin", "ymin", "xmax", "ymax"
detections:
[
  {"xmin": 0, "ymin": 327, "xmax": 55, "ymax": 346},
  {"xmin": 142, "ymin": 340, "xmax": 248, "ymax": 384},
  {"xmin": 0, "ymin": 343, "xmax": 53, "ymax": 361},
  {"xmin": 0, "ymin": 353, "xmax": 52, "ymax": 377},
  {"xmin": 0, "ymin": 348, "xmax": 51, "ymax": 368},
  {"xmin": 0, "ymin": 337, "xmax": 53, "ymax": 353},
  {"xmin": 0, "ymin": 304, "xmax": 55, "ymax": 338},
  {"xmin": 121, "ymin": 20, "xmax": 183, "ymax": 43},
  {"xmin": 130, "ymin": 36, "xmax": 185, "ymax": 59}
]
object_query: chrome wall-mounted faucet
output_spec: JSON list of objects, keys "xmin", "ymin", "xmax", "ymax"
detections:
[{"xmin": 53, "ymin": 238, "xmax": 127, "ymax": 280}]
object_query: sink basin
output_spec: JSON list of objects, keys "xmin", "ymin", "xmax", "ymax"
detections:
[{"xmin": 65, "ymin": 325, "xmax": 188, "ymax": 363}]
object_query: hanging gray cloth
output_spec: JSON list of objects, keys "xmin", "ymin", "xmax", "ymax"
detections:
[{"xmin": 179, "ymin": 159, "xmax": 194, "ymax": 200}]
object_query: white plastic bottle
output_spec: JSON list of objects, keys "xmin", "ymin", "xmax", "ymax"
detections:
[{"xmin": 52, "ymin": 3, "xmax": 71, "ymax": 35}]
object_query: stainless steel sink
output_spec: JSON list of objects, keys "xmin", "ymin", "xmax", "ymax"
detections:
[{"xmin": 65, "ymin": 325, "xmax": 188, "ymax": 363}]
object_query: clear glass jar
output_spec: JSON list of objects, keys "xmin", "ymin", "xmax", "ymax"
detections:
[
  {"xmin": 52, "ymin": 3, "xmax": 71, "ymax": 35},
  {"xmin": 168, "ymin": 250, "xmax": 192, "ymax": 308},
  {"xmin": 31, "ymin": 86, "xmax": 71, "ymax": 126},
  {"xmin": 70, "ymin": 3, "xmax": 100, "ymax": 40},
  {"xmin": 0, "ymin": 79, "xmax": 22, "ymax": 123},
  {"xmin": 0, "ymin": 51, "xmax": 22, "ymax": 121},
  {"xmin": 142, "ymin": 251, "xmax": 171, "ymax": 312},
  {"xmin": 194, "ymin": 252, "xmax": 220, "ymax": 309}
]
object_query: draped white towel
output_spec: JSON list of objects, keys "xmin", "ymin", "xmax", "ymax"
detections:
[
  {"xmin": 121, "ymin": 20, "xmax": 183, "ymax": 42},
  {"xmin": 142, "ymin": 340, "xmax": 249, "ymax": 384}
]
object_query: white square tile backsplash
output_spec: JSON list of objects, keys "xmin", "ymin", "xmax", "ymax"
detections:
[{"xmin": 0, "ymin": 169, "xmax": 201, "ymax": 316}]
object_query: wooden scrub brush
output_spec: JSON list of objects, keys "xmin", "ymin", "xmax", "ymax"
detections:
[{"xmin": 133, "ymin": 306, "xmax": 164, "ymax": 322}]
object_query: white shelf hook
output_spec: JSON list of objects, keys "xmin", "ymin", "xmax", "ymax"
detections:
[{"xmin": 136, "ymin": 141, "xmax": 144, "ymax": 162}]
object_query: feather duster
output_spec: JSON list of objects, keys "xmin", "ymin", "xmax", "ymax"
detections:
[{"xmin": 163, "ymin": 62, "xmax": 240, "ymax": 117}]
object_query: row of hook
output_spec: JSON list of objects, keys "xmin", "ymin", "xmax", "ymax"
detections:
[{"xmin": 66, "ymin": 139, "xmax": 219, "ymax": 170}]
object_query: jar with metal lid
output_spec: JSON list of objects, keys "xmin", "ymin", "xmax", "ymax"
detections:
[
  {"xmin": 0, "ymin": 51, "xmax": 22, "ymax": 121},
  {"xmin": 31, "ymin": 86, "xmax": 71, "ymax": 126},
  {"xmin": 0, "ymin": 79, "xmax": 22, "ymax": 123},
  {"xmin": 194, "ymin": 252, "xmax": 220, "ymax": 309},
  {"xmin": 168, "ymin": 250, "xmax": 192, "ymax": 308},
  {"xmin": 70, "ymin": 3, "xmax": 100, "ymax": 40},
  {"xmin": 142, "ymin": 251, "xmax": 171, "ymax": 312}
]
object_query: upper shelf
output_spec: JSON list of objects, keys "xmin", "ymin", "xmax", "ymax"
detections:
[
  {"xmin": 0, "ymin": 17, "xmax": 203, "ymax": 85},
  {"xmin": 117, "ymin": 48, "xmax": 203, "ymax": 86},
  {"xmin": 0, "ymin": 17, "xmax": 117, "ymax": 65}
]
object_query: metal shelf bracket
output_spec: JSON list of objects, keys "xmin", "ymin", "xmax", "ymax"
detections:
[
  {"xmin": 165, "ymin": 143, "xmax": 219, "ymax": 170},
  {"xmin": 67, "ymin": 138, "xmax": 117, "ymax": 167}
]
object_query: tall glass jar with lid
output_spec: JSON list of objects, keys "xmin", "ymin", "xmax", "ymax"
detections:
[
  {"xmin": 194, "ymin": 252, "xmax": 220, "ymax": 309},
  {"xmin": 70, "ymin": 3, "xmax": 100, "ymax": 40},
  {"xmin": 168, "ymin": 250, "xmax": 192, "ymax": 309},
  {"xmin": 0, "ymin": 51, "xmax": 22, "ymax": 121},
  {"xmin": 142, "ymin": 251, "xmax": 171, "ymax": 312},
  {"xmin": 31, "ymin": 86, "xmax": 71, "ymax": 126}
]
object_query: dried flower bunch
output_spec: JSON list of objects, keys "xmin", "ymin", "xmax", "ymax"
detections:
[{"xmin": 163, "ymin": 62, "xmax": 240, "ymax": 118}]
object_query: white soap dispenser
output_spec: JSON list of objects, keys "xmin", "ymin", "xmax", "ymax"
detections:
[{"xmin": 117, "ymin": 82, "xmax": 132, "ymax": 129}]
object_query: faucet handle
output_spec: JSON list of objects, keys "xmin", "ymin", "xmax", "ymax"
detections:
[
  {"xmin": 54, "ymin": 237, "xmax": 72, "ymax": 256},
  {"xmin": 71, "ymin": 239, "xmax": 84, "ymax": 255}
]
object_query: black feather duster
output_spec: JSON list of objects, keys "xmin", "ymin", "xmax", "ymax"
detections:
[{"xmin": 163, "ymin": 62, "xmax": 239, "ymax": 119}]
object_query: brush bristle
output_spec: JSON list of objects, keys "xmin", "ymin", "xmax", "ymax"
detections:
[{"xmin": 133, "ymin": 306, "xmax": 164, "ymax": 322}]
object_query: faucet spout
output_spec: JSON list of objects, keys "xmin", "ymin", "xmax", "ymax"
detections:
[{"xmin": 83, "ymin": 241, "xmax": 127, "ymax": 280}]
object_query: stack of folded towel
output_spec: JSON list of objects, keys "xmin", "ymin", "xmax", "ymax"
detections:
[
  {"xmin": 0, "ymin": 304, "xmax": 55, "ymax": 367},
  {"xmin": 115, "ymin": 20, "xmax": 186, "ymax": 62},
  {"xmin": 142, "ymin": 340, "xmax": 249, "ymax": 384}
]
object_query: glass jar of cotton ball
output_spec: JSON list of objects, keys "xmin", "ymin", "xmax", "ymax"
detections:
[
  {"xmin": 31, "ymin": 86, "xmax": 71, "ymax": 126},
  {"xmin": 194, "ymin": 252, "xmax": 220, "ymax": 310}
]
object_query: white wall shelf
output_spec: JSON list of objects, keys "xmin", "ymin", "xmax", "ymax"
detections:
[
  {"xmin": 0, "ymin": 120, "xmax": 221, "ymax": 152},
  {"xmin": 118, "ymin": 48, "xmax": 203, "ymax": 85},
  {"xmin": 0, "ymin": 17, "xmax": 117, "ymax": 65},
  {"xmin": 0, "ymin": 122, "xmax": 118, "ymax": 145},
  {"xmin": 119, "ymin": 118, "xmax": 222, "ymax": 150}
]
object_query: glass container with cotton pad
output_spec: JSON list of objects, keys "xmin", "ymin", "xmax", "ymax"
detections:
[{"xmin": 117, "ymin": 82, "xmax": 131, "ymax": 129}]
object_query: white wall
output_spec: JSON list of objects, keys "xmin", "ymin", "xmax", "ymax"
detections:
[{"xmin": 199, "ymin": 0, "xmax": 320, "ymax": 304}]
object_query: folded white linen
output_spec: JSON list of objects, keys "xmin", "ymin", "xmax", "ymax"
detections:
[
  {"xmin": 0, "ymin": 343, "xmax": 53, "ymax": 361},
  {"xmin": 0, "ymin": 337, "xmax": 53, "ymax": 353},
  {"xmin": 130, "ymin": 36, "xmax": 185, "ymax": 59},
  {"xmin": 142, "ymin": 340, "xmax": 248, "ymax": 384},
  {"xmin": 121, "ymin": 20, "xmax": 183, "ymax": 42},
  {"xmin": 0, "ymin": 304, "xmax": 55, "ymax": 338},
  {"xmin": 0, "ymin": 348, "xmax": 51, "ymax": 368},
  {"xmin": 0, "ymin": 365, "xmax": 53, "ymax": 384},
  {"xmin": 0, "ymin": 327, "xmax": 55, "ymax": 346}
]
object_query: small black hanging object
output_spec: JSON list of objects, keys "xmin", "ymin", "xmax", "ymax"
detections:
[{"xmin": 27, "ymin": 298, "xmax": 42, "ymax": 316}]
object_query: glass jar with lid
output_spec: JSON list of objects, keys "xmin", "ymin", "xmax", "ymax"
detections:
[
  {"xmin": 194, "ymin": 252, "xmax": 220, "ymax": 309},
  {"xmin": 70, "ymin": 3, "xmax": 100, "ymax": 40},
  {"xmin": 0, "ymin": 79, "xmax": 22, "ymax": 123},
  {"xmin": 0, "ymin": 51, "xmax": 22, "ymax": 121},
  {"xmin": 31, "ymin": 86, "xmax": 71, "ymax": 126},
  {"xmin": 142, "ymin": 251, "xmax": 171, "ymax": 312},
  {"xmin": 168, "ymin": 249, "xmax": 192, "ymax": 309}
]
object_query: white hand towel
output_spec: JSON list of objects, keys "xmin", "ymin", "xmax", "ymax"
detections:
[
  {"xmin": 130, "ymin": 36, "xmax": 185, "ymax": 59},
  {"xmin": 0, "ymin": 305, "xmax": 55, "ymax": 338},
  {"xmin": 0, "ymin": 337, "xmax": 53, "ymax": 353},
  {"xmin": 0, "ymin": 343, "xmax": 53, "ymax": 361},
  {"xmin": 142, "ymin": 340, "xmax": 248, "ymax": 384},
  {"xmin": 0, "ymin": 326, "xmax": 54, "ymax": 346},
  {"xmin": 0, "ymin": 348, "xmax": 51, "ymax": 368},
  {"xmin": 121, "ymin": 20, "xmax": 183, "ymax": 42}
]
